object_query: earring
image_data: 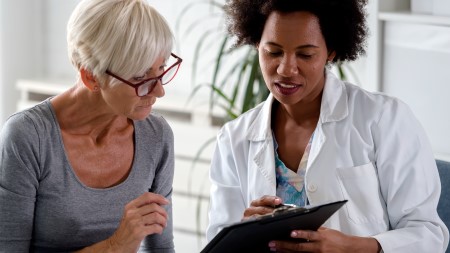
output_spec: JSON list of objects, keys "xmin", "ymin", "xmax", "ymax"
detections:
[{"xmin": 93, "ymin": 86, "xmax": 99, "ymax": 92}]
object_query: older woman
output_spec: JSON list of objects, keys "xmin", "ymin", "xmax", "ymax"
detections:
[
  {"xmin": 0, "ymin": 0, "xmax": 181, "ymax": 252},
  {"xmin": 206, "ymin": 0, "xmax": 448, "ymax": 252}
]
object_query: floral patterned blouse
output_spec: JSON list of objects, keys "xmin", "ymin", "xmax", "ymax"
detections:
[{"xmin": 274, "ymin": 130, "xmax": 315, "ymax": 207}]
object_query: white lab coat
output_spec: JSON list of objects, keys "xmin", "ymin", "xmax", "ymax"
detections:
[{"xmin": 206, "ymin": 70, "xmax": 449, "ymax": 252}]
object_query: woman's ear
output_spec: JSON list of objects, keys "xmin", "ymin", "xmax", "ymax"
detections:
[
  {"xmin": 80, "ymin": 68, "xmax": 99, "ymax": 92},
  {"xmin": 327, "ymin": 51, "xmax": 336, "ymax": 62}
]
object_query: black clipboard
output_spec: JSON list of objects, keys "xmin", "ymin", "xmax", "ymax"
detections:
[{"xmin": 201, "ymin": 200, "xmax": 347, "ymax": 253}]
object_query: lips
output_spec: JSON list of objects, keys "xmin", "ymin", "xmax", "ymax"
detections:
[
  {"xmin": 139, "ymin": 98, "xmax": 156, "ymax": 108},
  {"xmin": 275, "ymin": 81, "xmax": 302, "ymax": 96}
]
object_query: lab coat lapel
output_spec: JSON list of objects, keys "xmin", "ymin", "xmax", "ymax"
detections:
[
  {"xmin": 246, "ymin": 95, "xmax": 277, "ymax": 196},
  {"xmin": 308, "ymin": 70, "xmax": 348, "ymax": 169}
]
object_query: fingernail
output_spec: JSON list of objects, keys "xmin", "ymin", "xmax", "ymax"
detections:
[
  {"xmin": 291, "ymin": 231, "xmax": 297, "ymax": 237},
  {"xmin": 268, "ymin": 241, "xmax": 275, "ymax": 247}
]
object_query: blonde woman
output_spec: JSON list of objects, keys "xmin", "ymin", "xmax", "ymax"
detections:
[{"xmin": 0, "ymin": 0, "xmax": 182, "ymax": 252}]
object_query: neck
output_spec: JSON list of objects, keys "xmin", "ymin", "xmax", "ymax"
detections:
[
  {"xmin": 51, "ymin": 82, "xmax": 132, "ymax": 141},
  {"xmin": 276, "ymin": 90, "xmax": 322, "ymax": 127}
]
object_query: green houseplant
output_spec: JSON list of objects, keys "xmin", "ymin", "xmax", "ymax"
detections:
[{"xmin": 176, "ymin": 1, "xmax": 268, "ymax": 123}]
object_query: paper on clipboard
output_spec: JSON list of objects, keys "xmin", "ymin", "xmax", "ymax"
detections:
[{"xmin": 201, "ymin": 200, "xmax": 348, "ymax": 253}]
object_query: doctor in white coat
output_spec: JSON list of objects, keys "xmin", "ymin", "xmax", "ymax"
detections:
[{"xmin": 206, "ymin": 0, "xmax": 449, "ymax": 252}]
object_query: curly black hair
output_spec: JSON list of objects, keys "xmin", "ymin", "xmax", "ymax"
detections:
[{"xmin": 224, "ymin": 0, "xmax": 368, "ymax": 62}]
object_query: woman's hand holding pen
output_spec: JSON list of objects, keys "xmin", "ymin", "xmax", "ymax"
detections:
[
  {"xmin": 242, "ymin": 195, "xmax": 283, "ymax": 221},
  {"xmin": 243, "ymin": 196, "xmax": 382, "ymax": 252},
  {"xmin": 108, "ymin": 192, "xmax": 169, "ymax": 253}
]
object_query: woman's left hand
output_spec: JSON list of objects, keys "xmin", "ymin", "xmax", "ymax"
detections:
[{"xmin": 268, "ymin": 227, "xmax": 381, "ymax": 253}]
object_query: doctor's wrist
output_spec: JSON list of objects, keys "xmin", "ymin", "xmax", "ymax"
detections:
[{"xmin": 350, "ymin": 236, "xmax": 382, "ymax": 253}]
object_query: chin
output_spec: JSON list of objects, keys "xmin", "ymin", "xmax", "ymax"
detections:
[
  {"xmin": 130, "ymin": 107, "xmax": 153, "ymax": 120},
  {"xmin": 272, "ymin": 93, "xmax": 302, "ymax": 105}
]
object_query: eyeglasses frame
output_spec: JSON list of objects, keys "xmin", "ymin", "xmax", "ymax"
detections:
[{"xmin": 105, "ymin": 53, "xmax": 182, "ymax": 97}]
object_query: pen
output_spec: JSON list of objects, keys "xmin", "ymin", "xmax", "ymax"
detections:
[{"xmin": 274, "ymin": 203, "xmax": 298, "ymax": 209}]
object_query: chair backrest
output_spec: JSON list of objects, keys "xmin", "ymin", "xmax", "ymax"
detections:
[{"xmin": 437, "ymin": 159, "xmax": 450, "ymax": 253}]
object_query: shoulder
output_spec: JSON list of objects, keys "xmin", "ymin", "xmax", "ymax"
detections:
[
  {"xmin": 135, "ymin": 112, "xmax": 174, "ymax": 143},
  {"xmin": 325, "ymin": 70, "xmax": 403, "ymax": 111},
  {"xmin": 2, "ymin": 101, "xmax": 55, "ymax": 141},
  {"xmin": 339, "ymin": 82, "xmax": 423, "ymax": 144},
  {"xmin": 218, "ymin": 95, "xmax": 273, "ymax": 143},
  {"xmin": 221, "ymin": 101, "xmax": 266, "ymax": 133},
  {"xmin": 140, "ymin": 111, "xmax": 172, "ymax": 131},
  {"xmin": 343, "ymin": 82, "xmax": 410, "ymax": 118}
]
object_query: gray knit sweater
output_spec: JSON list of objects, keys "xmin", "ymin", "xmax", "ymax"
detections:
[{"xmin": 0, "ymin": 99, "xmax": 175, "ymax": 253}]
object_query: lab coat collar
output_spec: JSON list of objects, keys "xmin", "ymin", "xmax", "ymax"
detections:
[
  {"xmin": 246, "ymin": 93, "xmax": 274, "ymax": 142},
  {"xmin": 320, "ymin": 69, "xmax": 349, "ymax": 123},
  {"xmin": 246, "ymin": 69, "xmax": 348, "ymax": 142}
]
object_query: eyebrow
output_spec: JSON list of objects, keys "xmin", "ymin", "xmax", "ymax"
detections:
[
  {"xmin": 143, "ymin": 65, "xmax": 158, "ymax": 75},
  {"xmin": 265, "ymin": 42, "xmax": 319, "ymax": 49},
  {"xmin": 140, "ymin": 59, "xmax": 168, "ymax": 76}
]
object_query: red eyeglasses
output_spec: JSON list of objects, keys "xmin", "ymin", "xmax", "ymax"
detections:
[{"xmin": 105, "ymin": 53, "xmax": 182, "ymax": 97}]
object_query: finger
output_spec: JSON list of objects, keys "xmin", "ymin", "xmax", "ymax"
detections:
[
  {"xmin": 318, "ymin": 226, "xmax": 328, "ymax": 231},
  {"xmin": 142, "ymin": 210, "xmax": 168, "ymax": 228},
  {"xmin": 138, "ymin": 202, "xmax": 168, "ymax": 219},
  {"xmin": 243, "ymin": 206, "xmax": 276, "ymax": 218},
  {"xmin": 141, "ymin": 192, "xmax": 170, "ymax": 206},
  {"xmin": 270, "ymin": 240, "xmax": 313, "ymax": 253},
  {"xmin": 143, "ymin": 223, "xmax": 166, "ymax": 235},
  {"xmin": 291, "ymin": 230, "xmax": 320, "ymax": 242},
  {"xmin": 250, "ymin": 195, "xmax": 282, "ymax": 207},
  {"xmin": 241, "ymin": 212, "xmax": 268, "ymax": 221}
]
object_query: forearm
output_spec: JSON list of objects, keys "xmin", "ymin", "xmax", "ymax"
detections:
[{"xmin": 73, "ymin": 236, "xmax": 125, "ymax": 253}]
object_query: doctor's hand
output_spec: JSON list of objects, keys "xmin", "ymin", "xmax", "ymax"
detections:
[
  {"xmin": 242, "ymin": 195, "xmax": 283, "ymax": 221},
  {"xmin": 268, "ymin": 227, "xmax": 381, "ymax": 253}
]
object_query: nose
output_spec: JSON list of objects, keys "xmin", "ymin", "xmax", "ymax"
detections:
[
  {"xmin": 277, "ymin": 54, "xmax": 299, "ymax": 77},
  {"xmin": 148, "ymin": 79, "xmax": 165, "ymax": 98}
]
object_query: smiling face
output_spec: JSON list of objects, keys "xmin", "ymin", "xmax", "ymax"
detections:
[
  {"xmin": 101, "ymin": 56, "xmax": 167, "ymax": 120},
  {"xmin": 258, "ymin": 11, "xmax": 335, "ymax": 107}
]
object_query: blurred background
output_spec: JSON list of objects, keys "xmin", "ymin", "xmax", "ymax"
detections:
[{"xmin": 0, "ymin": 0, "xmax": 449, "ymax": 252}]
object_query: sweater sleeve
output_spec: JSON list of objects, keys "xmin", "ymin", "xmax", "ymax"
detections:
[
  {"xmin": 0, "ymin": 113, "xmax": 41, "ymax": 252},
  {"xmin": 139, "ymin": 116, "xmax": 175, "ymax": 252}
]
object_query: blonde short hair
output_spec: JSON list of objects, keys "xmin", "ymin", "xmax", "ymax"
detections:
[{"xmin": 67, "ymin": 0, "xmax": 174, "ymax": 84}]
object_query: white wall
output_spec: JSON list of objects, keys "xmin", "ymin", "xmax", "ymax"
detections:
[
  {"xmin": 382, "ymin": 21, "xmax": 450, "ymax": 160},
  {"xmin": 0, "ymin": 1, "xmax": 44, "ymax": 124},
  {"xmin": 41, "ymin": 0, "xmax": 79, "ymax": 79}
]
